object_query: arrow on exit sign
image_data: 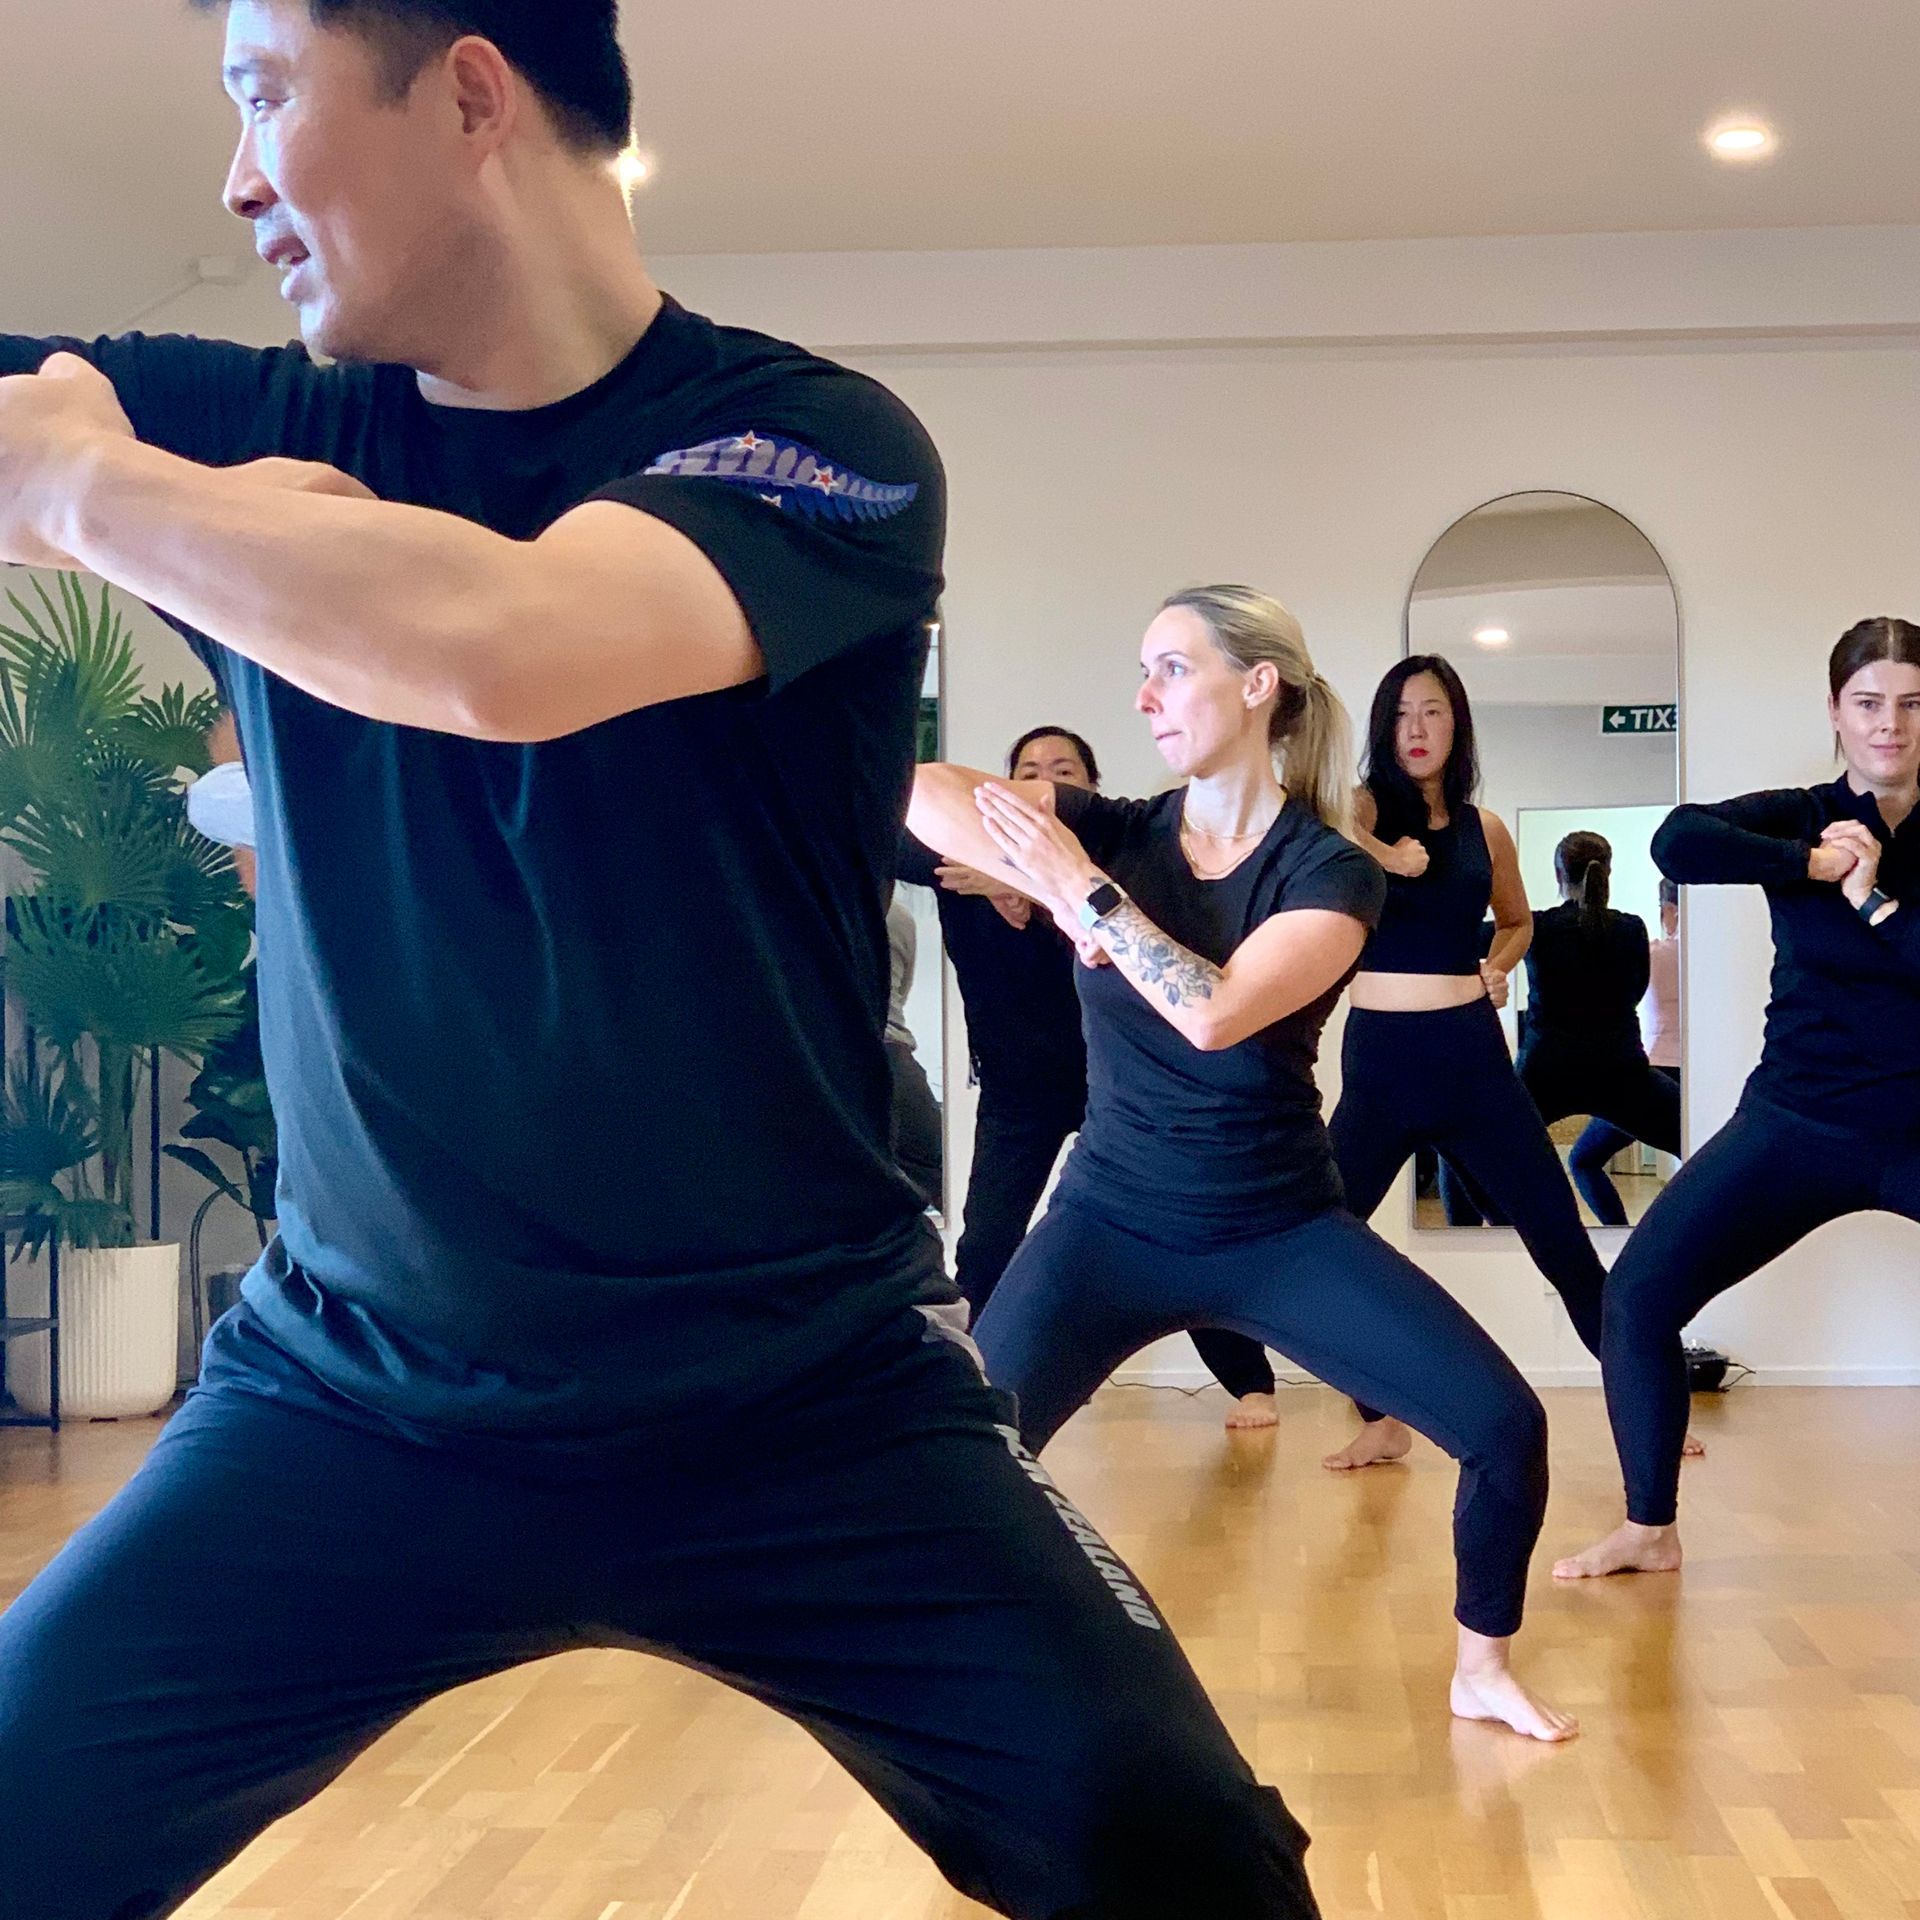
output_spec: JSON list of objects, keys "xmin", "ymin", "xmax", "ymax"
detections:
[{"xmin": 1601, "ymin": 704, "xmax": 1678, "ymax": 735}]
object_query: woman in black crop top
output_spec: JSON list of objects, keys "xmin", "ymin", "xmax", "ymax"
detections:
[
  {"xmin": 912, "ymin": 587, "xmax": 1575, "ymax": 1743},
  {"xmin": 1517, "ymin": 833, "xmax": 1681, "ymax": 1224},
  {"xmin": 1557, "ymin": 618, "xmax": 1920, "ymax": 1583},
  {"xmin": 1321, "ymin": 657, "xmax": 1611, "ymax": 1472}
]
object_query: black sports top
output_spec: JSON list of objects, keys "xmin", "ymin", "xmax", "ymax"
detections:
[
  {"xmin": 1359, "ymin": 804, "xmax": 1493, "ymax": 976},
  {"xmin": 1522, "ymin": 903, "xmax": 1651, "ymax": 1052},
  {"xmin": 896, "ymin": 831, "xmax": 1086, "ymax": 1095},
  {"xmin": 1654, "ymin": 776, "xmax": 1920, "ymax": 1131}
]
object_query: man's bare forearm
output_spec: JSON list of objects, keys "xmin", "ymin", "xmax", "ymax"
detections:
[{"xmin": 53, "ymin": 437, "xmax": 528, "ymax": 735}]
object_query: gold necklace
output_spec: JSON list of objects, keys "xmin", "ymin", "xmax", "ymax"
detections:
[
  {"xmin": 1181, "ymin": 817, "xmax": 1274, "ymax": 844},
  {"xmin": 1180, "ymin": 819, "xmax": 1271, "ymax": 878}
]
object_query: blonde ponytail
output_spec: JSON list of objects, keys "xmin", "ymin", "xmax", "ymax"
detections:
[{"xmin": 1160, "ymin": 585, "xmax": 1355, "ymax": 837}]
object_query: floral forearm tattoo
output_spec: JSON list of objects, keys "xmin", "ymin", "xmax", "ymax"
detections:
[{"xmin": 1099, "ymin": 902, "xmax": 1222, "ymax": 1008}]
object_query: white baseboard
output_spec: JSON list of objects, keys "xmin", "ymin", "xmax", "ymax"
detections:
[{"xmin": 1110, "ymin": 1361, "xmax": 1920, "ymax": 1390}]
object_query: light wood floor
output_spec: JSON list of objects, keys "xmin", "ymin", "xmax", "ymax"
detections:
[
  {"xmin": 9, "ymin": 1383, "xmax": 1920, "ymax": 1919},
  {"xmin": 1415, "ymin": 1170, "xmax": 1670, "ymax": 1231}
]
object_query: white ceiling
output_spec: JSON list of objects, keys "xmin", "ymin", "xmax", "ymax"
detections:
[{"xmin": 4, "ymin": 0, "xmax": 1919, "ymax": 336}]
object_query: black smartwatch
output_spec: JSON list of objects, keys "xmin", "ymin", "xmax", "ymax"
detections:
[
  {"xmin": 1858, "ymin": 886, "xmax": 1898, "ymax": 925},
  {"xmin": 1077, "ymin": 878, "xmax": 1128, "ymax": 930}
]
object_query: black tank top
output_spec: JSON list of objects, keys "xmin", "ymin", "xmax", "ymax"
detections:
[{"xmin": 1361, "ymin": 805, "xmax": 1494, "ymax": 975}]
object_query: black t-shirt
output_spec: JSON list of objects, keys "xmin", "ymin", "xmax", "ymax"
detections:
[
  {"xmin": 1654, "ymin": 776, "xmax": 1920, "ymax": 1131},
  {"xmin": 1522, "ymin": 902, "xmax": 1651, "ymax": 1054},
  {"xmin": 0, "ymin": 301, "xmax": 947, "ymax": 1433},
  {"xmin": 1048, "ymin": 788, "xmax": 1385, "ymax": 1240},
  {"xmin": 897, "ymin": 832, "xmax": 1087, "ymax": 1101}
]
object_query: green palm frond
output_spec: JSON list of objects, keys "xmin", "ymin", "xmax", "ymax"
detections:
[
  {"xmin": 0, "ymin": 659, "xmax": 97, "ymax": 831},
  {"xmin": 7, "ymin": 907, "xmax": 245, "ymax": 1061},
  {"xmin": 177, "ymin": 898, "xmax": 254, "ymax": 981},
  {"xmin": 1, "ymin": 1187, "xmax": 136, "ymax": 1260},
  {"xmin": 163, "ymin": 812, "xmax": 248, "ymax": 934},
  {"xmin": 0, "ymin": 574, "xmax": 143, "ymax": 730},
  {"xmin": 0, "ymin": 1057, "xmax": 132, "ymax": 1258},
  {"xmin": 4, "ymin": 748, "xmax": 181, "ymax": 923},
  {"xmin": 115, "ymin": 685, "xmax": 227, "ymax": 780},
  {"xmin": 0, "ymin": 1056, "xmax": 99, "ymax": 1185},
  {"xmin": 0, "ymin": 572, "xmax": 260, "ymax": 1252}
]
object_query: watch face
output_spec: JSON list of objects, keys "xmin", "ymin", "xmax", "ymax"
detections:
[{"xmin": 1088, "ymin": 882, "xmax": 1124, "ymax": 916}]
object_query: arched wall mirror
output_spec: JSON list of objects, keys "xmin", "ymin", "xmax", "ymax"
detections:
[{"xmin": 1402, "ymin": 491, "xmax": 1683, "ymax": 1233}]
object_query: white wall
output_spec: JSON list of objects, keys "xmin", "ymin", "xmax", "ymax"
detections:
[{"xmin": 1476, "ymin": 703, "xmax": 1677, "ymax": 839}]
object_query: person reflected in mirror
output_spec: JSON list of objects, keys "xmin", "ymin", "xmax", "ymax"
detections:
[
  {"xmin": 1323, "ymin": 656, "xmax": 1609, "ymax": 1473},
  {"xmin": 911, "ymin": 588, "xmax": 1576, "ymax": 1742},
  {"xmin": 1558, "ymin": 617, "xmax": 1920, "ymax": 1581},
  {"xmin": 884, "ymin": 892, "xmax": 944, "ymax": 1211},
  {"xmin": 1555, "ymin": 871, "xmax": 1683, "ymax": 1227}
]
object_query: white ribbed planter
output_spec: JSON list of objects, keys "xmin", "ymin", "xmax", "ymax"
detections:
[{"xmin": 10, "ymin": 1244, "xmax": 182, "ymax": 1421}]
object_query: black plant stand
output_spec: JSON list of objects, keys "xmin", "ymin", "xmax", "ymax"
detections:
[{"xmin": 0, "ymin": 1225, "xmax": 61, "ymax": 1432}]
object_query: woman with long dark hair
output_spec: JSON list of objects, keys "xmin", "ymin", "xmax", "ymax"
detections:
[
  {"xmin": 1321, "ymin": 656, "xmax": 1609, "ymax": 1472},
  {"xmin": 1516, "ymin": 833, "xmax": 1681, "ymax": 1225},
  {"xmin": 1557, "ymin": 617, "xmax": 1920, "ymax": 1581},
  {"xmin": 911, "ymin": 590, "xmax": 1574, "ymax": 1741}
]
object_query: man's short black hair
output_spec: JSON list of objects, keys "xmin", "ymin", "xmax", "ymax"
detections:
[{"xmin": 193, "ymin": 0, "xmax": 633, "ymax": 155}]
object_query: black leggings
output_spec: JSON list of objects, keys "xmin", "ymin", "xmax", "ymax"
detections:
[
  {"xmin": 955, "ymin": 1080, "xmax": 1085, "ymax": 1314},
  {"xmin": 1604, "ymin": 1097, "xmax": 1920, "ymax": 1527},
  {"xmin": 1566, "ymin": 1071, "xmax": 1681, "ymax": 1226},
  {"xmin": 976, "ymin": 1200, "xmax": 1548, "ymax": 1638},
  {"xmin": 0, "ymin": 1304, "xmax": 1317, "ymax": 1920},
  {"xmin": 1519, "ymin": 1037, "xmax": 1681, "ymax": 1227},
  {"xmin": 960, "ymin": 1080, "xmax": 1281, "ymax": 1400},
  {"xmin": 1329, "ymin": 999, "xmax": 1607, "ymax": 1424}
]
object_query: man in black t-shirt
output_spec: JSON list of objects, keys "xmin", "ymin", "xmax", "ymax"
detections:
[{"xmin": 0, "ymin": 5, "xmax": 1316, "ymax": 1916}]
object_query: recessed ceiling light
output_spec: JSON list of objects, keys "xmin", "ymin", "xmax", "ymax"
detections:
[
  {"xmin": 1706, "ymin": 120, "xmax": 1777, "ymax": 162},
  {"xmin": 615, "ymin": 148, "xmax": 654, "ymax": 194},
  {"xmin": 1473, "ymin": 626, "xmax": 1511, "ymax": 648}
]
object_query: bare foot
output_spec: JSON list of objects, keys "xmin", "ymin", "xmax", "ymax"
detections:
[
  {"xmin": 1450, "ymin": 1664, "xmax": 1580, "ymax": 1744},
  {"xmin": 1552, "ymin": 1520, "xmax": 1683, "ymax": 1580},
  {"xmin": 1683, "ymin": 1431, "xmax": 1705, "ymax": 1459},
  {"xmin": 1225, "ymin": 1392, "xmax": 1279, "ymax": 1430},
  {"xmin": 1321, "ymin": 1416, "xmax": 1412, "ymax": 1472}
]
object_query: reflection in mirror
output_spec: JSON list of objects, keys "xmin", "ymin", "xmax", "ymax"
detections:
[
  {"xmin": 1404, "ymin": 492, "xmax": 1681, "ymax": 1231},
  {"xmin": 889, "ymin": 617, "xmax": 947, "ymax": 1217}
]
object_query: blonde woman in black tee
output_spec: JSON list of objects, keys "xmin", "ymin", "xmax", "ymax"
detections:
[{"xmin": 912, "ymin": 587, "xmax": 1576, "ymax": 1742}]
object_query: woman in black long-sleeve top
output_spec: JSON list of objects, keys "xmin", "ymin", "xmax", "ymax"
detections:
[
  {"xmin": 1557, "ymin": 617, "xmax": 1920, "ymax": 1581},
  {"xmin": 896, "ymin": 728, "xmax": 1099, "ymax": 1313},
  {"xmin": 1518, "ymin": 832, "xmax": 1681, "ymax": 1224}
]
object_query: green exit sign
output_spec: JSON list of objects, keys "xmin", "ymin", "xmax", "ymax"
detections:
[{"xmin": 1601, "ymin": 704, "xmax": 1678, "ymax": 736}]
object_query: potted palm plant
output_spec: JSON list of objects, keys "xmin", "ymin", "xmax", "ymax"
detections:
[{"xmin": 0, "ymin": 572, "xmax": 249, "ymax": 1418}]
